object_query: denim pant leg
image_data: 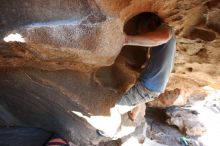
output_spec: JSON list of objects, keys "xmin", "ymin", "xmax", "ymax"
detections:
[
  {"xmin": 139, "ymin": 34, "xmax": 176, "ymax": 93},
  {"xmin": 116, "ymin": 35, "xmax": 176, "ymax": 106}
]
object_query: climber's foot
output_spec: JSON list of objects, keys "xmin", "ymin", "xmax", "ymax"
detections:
[{"xmin": 116, "ymin": 81, "xmax": 159, "ymax": 114}]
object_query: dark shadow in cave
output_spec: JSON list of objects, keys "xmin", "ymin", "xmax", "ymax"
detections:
[
  {"xmin": 123, "ymin": 12, "xmax": 163, "ymax": 35},
  {"xmin": 95, "ymin": 46, "xmax": 148, "ymax": 91}
]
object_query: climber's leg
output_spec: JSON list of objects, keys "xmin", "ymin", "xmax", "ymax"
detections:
[{"xmin": 116, "ymin": 33, "xmax": 176, "ymax": 113}]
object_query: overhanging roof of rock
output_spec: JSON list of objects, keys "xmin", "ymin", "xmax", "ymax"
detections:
[{"xmin": 0, "ymin": 0, "xmax": 220, "ymax": 87}]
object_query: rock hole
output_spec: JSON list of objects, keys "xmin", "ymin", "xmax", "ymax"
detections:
[
  {"xmin": 123, "ymin": 12, "xmax": 164, "ymax": 35},
  {"xmin": 145, "ymin": 108, "xmax": 169, "ymax": 124},
  {"xmin": 196, "ymin": 48, "xmax": 208, "ymax": 58},
  {"xmin": 187, "ymin": 67, "xmax": 193, "ymax": 72}
]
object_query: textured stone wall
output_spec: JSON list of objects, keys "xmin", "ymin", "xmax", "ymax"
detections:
[{"xmin": 0, "ymin": 0, "xmax": 219, "ymax": 145}]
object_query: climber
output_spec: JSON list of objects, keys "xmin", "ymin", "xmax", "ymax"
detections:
[
  {"xmin": 97, "ymin": 13, "xmax": 176, "ymax": 138},
  {"xmin": 115, "ymin": 13, "xmax": 176, "ymax": 114}
]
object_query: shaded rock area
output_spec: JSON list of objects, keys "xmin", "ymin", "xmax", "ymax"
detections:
[
  {"xmin": 145, "ymin": 108, "xmax": 183, "ymax": 146},
  {"xmin": 0, "ymin": 0, "xmax": 220, "ymax": 145},
  {"xmin": 0, "ymin": 127, "xmax": 52, "ymax": 146},
  {"xmin": 206, "ymin": 10, "xmax": 220, "ymax": 33},
  {"xmin": 166, "ymin": 107, "xmax": 206, "ymax": 136}
]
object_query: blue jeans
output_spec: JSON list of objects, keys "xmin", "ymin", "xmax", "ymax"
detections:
[
  {"xmin": 140, "ymin": 34, "xmax": 176, "ymax": 93},
  {"xmin": 117, "ymin": 34, "xmax": 176, "ymax": 106}
]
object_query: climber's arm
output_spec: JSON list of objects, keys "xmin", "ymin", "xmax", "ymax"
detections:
[{"xmin": 123, "ymin": 24, "xmax": 173, "ymax": 47}]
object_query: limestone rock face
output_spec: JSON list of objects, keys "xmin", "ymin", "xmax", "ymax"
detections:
[{"xmin": 0, "ymin": 0, "xmax": 220, "ymax": 145}]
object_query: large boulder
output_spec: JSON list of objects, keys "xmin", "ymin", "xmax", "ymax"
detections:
[{"xmin": 0, "ymin": 0, "xmax": 220, "ymax": 145}]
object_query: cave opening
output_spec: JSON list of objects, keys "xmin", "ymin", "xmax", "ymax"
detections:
[{"xmin": 123, "ymin": 12, "xmax": 164, "ymax": 35}]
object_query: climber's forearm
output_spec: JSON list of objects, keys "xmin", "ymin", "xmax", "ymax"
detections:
[{"xmin": 123, "ymin": 24, "xmax": 173, "ymax": 47}]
